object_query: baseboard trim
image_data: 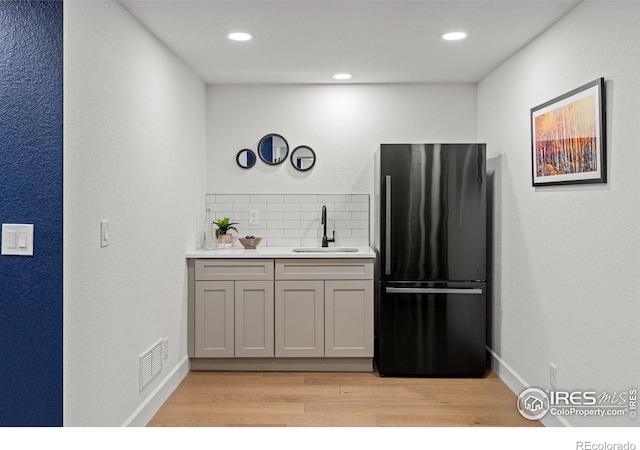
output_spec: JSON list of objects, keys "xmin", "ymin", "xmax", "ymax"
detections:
[
  {"xmin": 121, "ymin": 355, "xmax": 190, "ymax": 427},
  {"xmin": 487, "ymin": 346, "xmax": 571, "ymax": 427},
  {"xmin": 190, "ymin": 357, "xmax": 373, "ymax": 372}
]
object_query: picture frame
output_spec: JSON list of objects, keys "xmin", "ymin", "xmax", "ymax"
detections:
[{"xmin": 531, "ymin": 78, "xmax": 606, "ymax": 186}]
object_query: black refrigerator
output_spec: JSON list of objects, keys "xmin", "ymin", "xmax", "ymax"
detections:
[{"xmin": 374, "ymin": 143, "xmax": 487, "ymax": 377}]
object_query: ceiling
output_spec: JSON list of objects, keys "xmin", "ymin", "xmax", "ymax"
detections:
[{"xmin": 120, "ymin": 0, "xmax": 582, "ymax": 84}]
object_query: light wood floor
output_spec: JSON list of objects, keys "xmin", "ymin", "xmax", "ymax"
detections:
[{"xmin": 147, "ymin": 370, "xmax": 542, "ymax": 427}]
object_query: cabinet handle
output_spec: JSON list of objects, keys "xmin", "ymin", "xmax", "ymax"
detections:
[
  {"xmin": 385, "ymin": 175, "xmax": 391, "ymax": 276},
  {"xmin": 385, "ymin": 287, "xmax": 483, "ymax": 295}
]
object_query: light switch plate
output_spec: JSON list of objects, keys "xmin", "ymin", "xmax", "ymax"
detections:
[
  {"xmin": 1, "ymin": 223, "xmax": 34, "ymax": 256},
  {"xmin": 100, "ymin": 220, "xmax": 110, "ymax": 247}
]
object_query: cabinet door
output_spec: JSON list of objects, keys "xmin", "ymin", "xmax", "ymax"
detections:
[
  {"xmin": 235, "ymin": 281, "xmax": 274, "ymax": 358},
  {"xmin": 325, "ymin": 280, "xmax": 374, "ymax": 357},
  {"xmin": 194, "ymin": 281, "xmax": 235, "ymax": 357},
  {"xmin": 275, "ymin": 281, "xmax": 324, "ymax": 357}
]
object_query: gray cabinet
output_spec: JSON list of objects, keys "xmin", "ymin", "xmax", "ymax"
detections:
[
  {"xmin": 195, "ymin": 280, "xmax": 234, "ymax": 358},
  {"xmin": 189, "ymin": 257, "xmax": 374, "ymax": 368},
  {"xmin": 193, "ymin": 260, "xmax": 274, "ymax": 358},
  {"xmin": 235, "ymin": 280, "xmax": 274, "ymax": 357},
  {"xmin": 325, "ymin": 280, "xmax": 374, "ymax": 357},
  {"xmin": 274, "ymin": 280, "xmax": 324, "ymax": 357},
  {"xmin": 275, "ymin": 259, "xmax": 374, "ymax": 358}
]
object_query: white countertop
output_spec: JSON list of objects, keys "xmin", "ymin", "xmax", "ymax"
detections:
[{"xmin": 186, "ymin": 246, "xmax": 376, "ymax": 259}]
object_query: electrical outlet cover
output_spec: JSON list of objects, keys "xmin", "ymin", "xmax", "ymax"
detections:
[
  {"xmin": 550, "ymin": 363, "xmax": 558, "ymax": 389},
  {"xmin": 249, "ymin": 210, "xmax": 259, "ymax": 226}
]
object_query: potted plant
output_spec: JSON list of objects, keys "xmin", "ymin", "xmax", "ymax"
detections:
[{"xmin": 213, "ymin": 217, "xmax": 238, "ymax": 245}]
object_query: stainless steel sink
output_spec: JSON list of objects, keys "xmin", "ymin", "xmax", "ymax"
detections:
[{"xmin": 292, "ymin": 247, "xmax": 359, "ymax": 253}]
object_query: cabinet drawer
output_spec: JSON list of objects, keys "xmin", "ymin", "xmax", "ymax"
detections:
[
  {"xmin": 195, "ymin": 259, "xmax": 274, "ymax": 281},
  {"xmin": 275, "ymin": 259, "xmax": 373, "ymax": 280}
]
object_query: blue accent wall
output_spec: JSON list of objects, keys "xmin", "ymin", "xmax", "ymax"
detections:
[{"xmin": 0, "ymin": 1, "xmax": 63, "ymax": 426}]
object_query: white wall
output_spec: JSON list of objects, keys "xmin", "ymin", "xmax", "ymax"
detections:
[
  {"xmin": 478, "ymin": 1, "xmax": 640, "ymax": 426},
  {"xmin": 207, "ymin": 83, "xmax": 478, "ymax": 195},
  {"xmin": 64, "ymin": 1, "xmax": 206, "ymax": 426}
]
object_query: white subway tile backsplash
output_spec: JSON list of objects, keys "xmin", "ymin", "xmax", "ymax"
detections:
[
  {"xmin": 267, "ymin": 220, "xmax": 301, "ymax": 229},
  {"xmin": 233, "ymin": 203, "xmax": 267, "ymax": 212},
  {"xmin": 285, "ymin": 194, "xmax": 318, "ymax": 203},
  {"xmin": 318, "ymin": 194, "xmax": 352, "ymax": 203},
  {"xmin": 267, "ymin": 203, "xmax": 301, "ymax": 212},
  {"xmin": 250, "ymin": 194, "xmax": 284, "ymax": 203},
  {"xmin": 351, "ymin": 229, "xmax": 369, "ymax": 238},
  {"xmin": 300, "ymin": 203, "xmax": 322, "ymax": 212},
  {"xmin": 351, "ymin": 194, "xmax": 369, "ymax": 203},
  {"xmin": 246, "ymin": 229, "xmax": 283, "ymax": 238},
  {"xmin": 216, "ymin": 194, "xmax": 250, "ymax": 203},
  {"xmin": 335, "ymin": 220, "xmax": 368, "ymax": 229},
  {"xmin": 284, "ymin": 228, "xmax": 319, "ymax": 238},
  {"xmin": 352, "ymin": 211, "xmax": 369, "ymax": 221},
  {"xmin": 300, "ymin": 220, "xmax": 320, "ymax": 231},
  {"xmin": 268, "ymin": 237, "xmax": 303, "ymax": 247},
  {"xmin": 300, "ymin": 237, "xmax": 321, "ymax": 247},
  {"xmin": 207, "ymin": 203, "xmax": 233, "ymax": 212},
  {"xmin": 300, "ymin": 203, "xmax": 335, "ymax": 212},
  {"xmin": 231, "ymin": 211, "xmax": 249, "ymax": 221},
  {"xmin": 205, "ymin": 193, "xmax": 369, "ymax": 248},
  {"xmin": 209, "ymin": 210, "xmax": 235, "ymax": 219},
  {"xmin": 298, "ymin": 203, "xmax": 316, "ymax": 212},
  {"xmin": 335, "ymin": 202, "xmax": 369, "ymax": 212},
  {"xmin": 260, "ymin": 211, "xmax": 285, "ymax": 221},
  {"xmin": 318, "ymin": 203, "xmax": 335, "ymax": 211},
  {"xmin": 332, "ymin": 211, "xmax": 352, "ymax": 221},
  {"xmin": 345, "ymin": 238, "xmax": 369, "ymax": 247},
  {"xmin": 284, "ymin": 211, "xmax": 318, "ymax": 221}
]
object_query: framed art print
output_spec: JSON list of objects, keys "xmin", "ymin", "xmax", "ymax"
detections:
[{"xmin": 531, "ymin": 78, "xmax": 606, "ymax": 186}]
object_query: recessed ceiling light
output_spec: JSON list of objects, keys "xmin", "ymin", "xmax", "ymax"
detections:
[
  {"xmin": 332, "ymin": 73, "xmax": 352, "ymax": 80},
  {"xmin": 228, "ymin": 32, "xmax": 253, "ymax": 42},
  {"xmin": 442, "ymin": 32, "xmax": 467, "ymax": 41}
]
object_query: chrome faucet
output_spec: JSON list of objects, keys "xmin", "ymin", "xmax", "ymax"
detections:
[{"xmin": 321, "ymin": 205, "xmax": 335, "ymax": 247}]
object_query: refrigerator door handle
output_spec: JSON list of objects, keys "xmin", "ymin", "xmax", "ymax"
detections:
[
  {"xmin": 385, "ymin": 175, "xmax": 392, "ymax": 275},
  {"xmin": 385, "ymin": 287, "xmax": 483, "ymax": 295}
]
